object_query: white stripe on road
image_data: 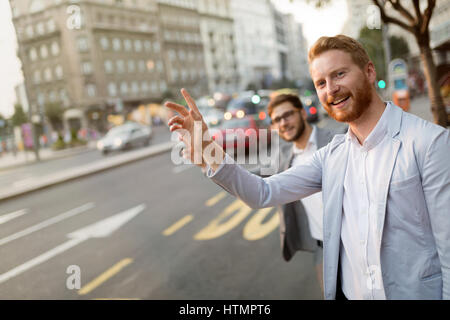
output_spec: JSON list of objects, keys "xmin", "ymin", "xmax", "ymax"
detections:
[
  {"xmin": 0, "ymin": 204, "xmax": 144, "ymax": 285},
  {"xmin": 0, "ymin": 202, "xmax": 95, "ymax": 247},
  {"xmin": 0, "ymin": 237, "xmax": 85, "ymax": 285},
  {"xmin": 0, "ymin": 209, "xmax": 29, "ymax": 225}
]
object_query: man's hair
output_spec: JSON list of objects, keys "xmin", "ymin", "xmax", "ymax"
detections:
[
  {"xmin": 267, "ymin": 94, "xmax": 303, "ymax": 117},
  {"xmin": 308, "ymin": 34, "xmax": 371, "ymax": 70}
]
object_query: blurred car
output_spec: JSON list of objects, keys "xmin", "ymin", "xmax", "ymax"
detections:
[
  {"xmin": 211, "ymin": 116, "xmax": 271, "ymax": 151},
  {"xmin": 299, "ymin": 94, "xmax": 320, "ymax": 123},
  {"xmin": 97, "ymin": 122, "xmax": 152, "ymax": 155},
  {"xmin": 224, "ymin": 94, "xmax": 267, "ymax": 120}
]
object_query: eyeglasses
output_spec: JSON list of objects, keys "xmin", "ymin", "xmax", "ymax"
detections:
[{"xmin": 271, "ymin": 110, "xmax": 298, "ymax": 125}]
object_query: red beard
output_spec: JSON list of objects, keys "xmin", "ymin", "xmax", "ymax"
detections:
[{"xmin": 324, "ymin": 76, "xmax": 373, "ymax": 123}]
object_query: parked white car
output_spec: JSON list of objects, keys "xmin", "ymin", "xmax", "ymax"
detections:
[{"xmin": 97, "ymin": 122, "xmax": 152, "ymax": 155}]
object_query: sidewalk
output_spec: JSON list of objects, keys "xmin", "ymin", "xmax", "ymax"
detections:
[
  {"xmin": 0, "ymin": 140, "xmax": 176, "ymax": 201},
  {"xmin": 0, "ymin": 141, "xmax": 97, "ymax": 172}
]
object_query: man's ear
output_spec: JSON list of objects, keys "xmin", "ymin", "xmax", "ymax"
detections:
[
  {"xmin": 301, "ymin": 108, "xmax": 308, "ymax": 121},
  {"xmin": 366, "ymin": 61, "xmax": 377, "ymax": 84}
]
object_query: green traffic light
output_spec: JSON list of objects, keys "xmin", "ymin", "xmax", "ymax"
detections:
[{"xmin": 378, "ymin": 80, "xmax": 386, "ymax": 89}]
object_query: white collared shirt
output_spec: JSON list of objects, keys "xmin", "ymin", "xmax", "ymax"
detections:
[
  {"xmin": 340, "ymin": 105, "xmax": 389, "ymax": 300},
  {"xmin": 291, "ymin": 125, "xmax": 323, "ymax": 241}
]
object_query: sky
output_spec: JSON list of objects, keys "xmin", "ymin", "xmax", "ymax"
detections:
[{"xmin": 0, "ymin": 0, "xmax": 348, "ymax": 118}]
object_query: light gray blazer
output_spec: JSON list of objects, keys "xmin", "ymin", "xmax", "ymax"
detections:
[
  {"xmin": 208, "ymin": 102, "xmax": 450, "ymax": 299},
  {"xmin": 253, "ymin": 126, "xmax": 336, "ymax": 260}
]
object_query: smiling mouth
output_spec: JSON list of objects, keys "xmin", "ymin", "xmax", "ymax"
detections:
[{"xmin": 331, "ymin": 96, "xmax": 350, "ymax": 106}]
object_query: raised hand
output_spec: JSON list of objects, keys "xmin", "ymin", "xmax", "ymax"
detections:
[{"xmin": 165, "ymin": 88, "xmax": 211, "ymax": 166}]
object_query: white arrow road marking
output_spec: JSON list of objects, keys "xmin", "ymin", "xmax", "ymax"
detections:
[
  {"xmin": 0, "ymin": 209, "xmax": 29, "ymax": 225},
  {"xmin": 0, "ymin": 203, "xmax": 95, "ymax": 247},
  {"xmin": 0, "ymin": 203, "xmax": 146, "ymax": 285}
]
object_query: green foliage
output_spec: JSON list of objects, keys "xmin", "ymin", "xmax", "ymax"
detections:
[
  {"xmin": 11, "ymin": 104, "xmax": 28, "ymax": 127},
  {"xmin": 358, "ymin": 27, "xmax": 409, "ymax": 81},
  {"xmin": 44, "ymin": 103, "xmax": 64, "ymax": 131}
]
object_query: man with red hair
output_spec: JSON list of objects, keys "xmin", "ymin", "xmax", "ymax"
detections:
[{"xmin": 165, "ymin": 35, "xmax": 449, "ymax": 300}]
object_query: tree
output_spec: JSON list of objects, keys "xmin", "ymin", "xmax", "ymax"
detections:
[
  {"xmin": 291, "ymin": 0, "xmax": 447, "ymax": 127},
  {"xmin": 44, "ymin": 102, "xmax": 64, "ymax": 132},
  {"xmin": 11, "ymin": 104, "xmax": 28, "ymax": 127},
  {"xmin": 371, "ymin": 0, "xmax": 446, "ymax": 127},
  {"xmin": 358, "ymin": 26, "xmax": 410, "ymax": 81}
]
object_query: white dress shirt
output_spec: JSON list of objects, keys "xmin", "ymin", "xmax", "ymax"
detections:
[
  {"xmin": 340, "ymin": 105, "xmax": 389, "ymax": 300},
  {"xmin": 291, "ymin": 125, "xmax": 323, "ymax": 241}
]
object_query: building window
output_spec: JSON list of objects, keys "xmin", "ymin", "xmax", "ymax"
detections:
[
  {"xmin": 51, "ymin": 42, "xmax": 60, "ymax": 56},
  {"xmin": 141, "ymin": 81, "xmax": 148, "ymax": 93},
  {"xmin": 37, "ymin": 92, "xmax": 46, "ymax": 106},
  {"xmin": 108, "ymin": 83, "xmax": 117, "ymax": 97},
  {"xmin": 144, "ymin": 40, "xmax": 151, "ymax": 52},
  {"xmin": 120, "ymin": 82, "xmax": 128, "ymax": 94},
  {"xmin": 55, "ymin": 65, "xmax": 63, "ymax": 79},
  {"xmin": 36, "ymin": 22, "xmax": 45, "ymax": 35},
  {"xmin": 104, "ymin": 60, "xmax": 113, "ymax": 73},
  {"xmin": 30, "ymin": 0, "xmax": 45, "ymax": 13},
  {"xmin": 44, "ymin": 67, "xmax": 52, "ymax": 82},
  {"xmin": 116, "ymin": 60, "xmax": 125, "ymax": 73},
  {"xmin": 29, "ymin": 48, "xmax": 38, "ymax": 61},
  {"xmin": 86, "ymin": 84, "xmax": 97, "ymax": 97},
  {"xmin": 47, "ymin": 19, "xmax": 56, "ymax": 32},
  {"xmin": 138, "ymin": 60, "xmax": 146, "ymax": 72},
  {"xmin": 60, "ymin": 89, "xmax": 69, "ymax": 106},
  {"xmin": 179, "ymin": 50, "xmax": 186, "ymax": 61},
  {"xmin": 160, "ymin": 81, "xmax": 167, "ymax": 92},
  {"xmin": 124, "ymin": 39, "xmax": 132, "ymax": 52},
  {"xmin": 150, "ymin": 81, "xmax": 157, "ymax": 93},
  {"xmin": 26, "ymin": 25, "xmax": 34, "ymax": 38},
  {"xmin": 112, "ymin": 38, "xmax": 121, "ymax": 51},
  {"xmin": 153, "ymin": 42, "xmax": 160, "ymax": 53},
  {"xmin": 134, "ymin": 39, "xmax": 142, "ymax": 52},
  {"xmin": 100, "ymin": 37, "xmax": 109, "ymax": 50},
  {"xmin": 49, "ymin": 90, "xmax": 57, "ymax": 102},
  {"xmin": 40, "ymin": 45, "xmax": 48, "ymax": 59},
  {"xmin": 168, "ymin": 50, "xmax": 176, "ymax": 61},
  {"xmin": 131, "ymin": 81, "xmax": 139, "ymax": 94},
  {"xmin": 156, "ymin": 61, "xmax": 163, "ymax": 73},
  {"xmin": 128, "ymin": 60, "xmax": 136, "ymax": 73},
  {"xmin": 77, "ymin": 37, "xmax": 89, "ymax": 52},
  {"xmin": 82, "ymin": 61, "xmax": 93, "ymax": 75}
]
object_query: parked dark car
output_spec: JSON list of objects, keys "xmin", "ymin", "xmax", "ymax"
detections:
[{"xmin": 97, "ymin": 122, "xmax": 152, "ymax": 155}]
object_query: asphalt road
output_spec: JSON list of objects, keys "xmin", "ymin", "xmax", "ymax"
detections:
[
  {"xmin": 0, "ymin": 147, "xmax": 327, "ymax": 299},
  {"xmin": 0, "ymin": 116, "xmax": 345, "ymax": 300}
]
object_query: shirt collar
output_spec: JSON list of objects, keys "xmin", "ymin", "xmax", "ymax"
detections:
[{"xmin": 345, "ymin": 103, "xmax": 390, "ymax": 151}]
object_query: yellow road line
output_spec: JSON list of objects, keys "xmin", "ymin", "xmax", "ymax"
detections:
[
  {"xmin": 162, "ymin": 215, "xmax": 193, "ymax": 236},
  {"xmin": 78, "ymin": 258, "xmax": 133, "ymax": 296},
  {"xmin": 205, "ymin": 191, "xmax": 227, "ymax": 207}
]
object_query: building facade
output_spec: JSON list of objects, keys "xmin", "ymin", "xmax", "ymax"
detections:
[
  {"xmin": 197, "ymin": 0, "xmax": 239, "ymax": 94},
  {"xmin": 10, "ymin": 0, "xmax": 170, "ymax": 133},
  {"xmin": 230, "ymin": 0, "xmax": 280, "ymax": 90}
]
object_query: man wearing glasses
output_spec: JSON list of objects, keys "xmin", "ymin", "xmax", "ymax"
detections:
[{"xmin": 263, "ymin": 93, "xmax": 339, "ymax": 295}]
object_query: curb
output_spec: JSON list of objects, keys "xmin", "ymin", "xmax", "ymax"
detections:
[
  {"xmin": 0, "ymin": 145, "xmax": 95, "ymax": 172},
  {"xmin": 0, "ymin": 141, "xmax": 176, "ymax": 202}
]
